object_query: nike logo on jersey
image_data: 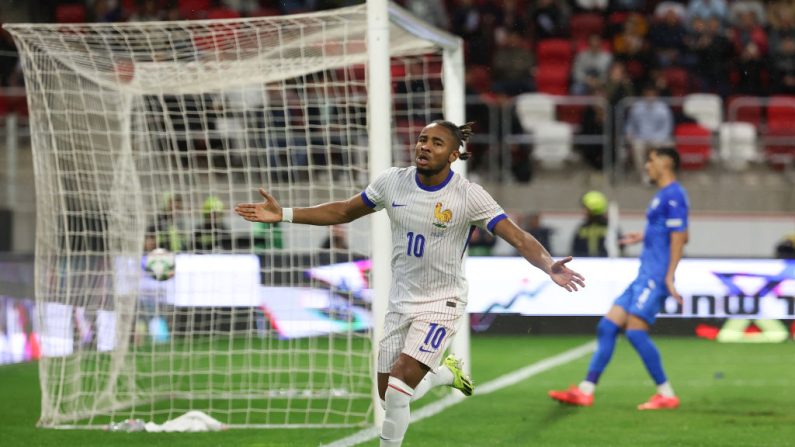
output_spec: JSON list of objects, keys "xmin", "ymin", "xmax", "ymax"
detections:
[
  {"xmin": 418, "ymin": 346, "xmax": 435, "ymax": 353},
  {"xmin": 391, "ymin": 202, "xmax": 407, "ymax": 207}
]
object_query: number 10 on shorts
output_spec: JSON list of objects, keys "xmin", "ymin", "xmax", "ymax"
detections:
[{"xmin": 422, "ymin": 323, "xmax": 446, "ymax": 351}]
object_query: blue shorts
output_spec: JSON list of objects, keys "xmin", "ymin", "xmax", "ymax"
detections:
[{"xmin": 613, "ymin": 275, "xmax": 669, "ymax": 325}]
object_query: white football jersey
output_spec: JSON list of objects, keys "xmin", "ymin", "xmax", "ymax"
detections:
[{"xmin": 362, "ymin": 167, "xmax": 506, "ymax": 313}]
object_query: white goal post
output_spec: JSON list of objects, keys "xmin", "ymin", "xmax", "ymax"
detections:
[{"xmin": 5, "ymin": 2, "xmax": 465, "ymax": 429}]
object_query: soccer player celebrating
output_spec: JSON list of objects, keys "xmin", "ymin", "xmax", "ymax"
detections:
[
  {"xmin": 235, "ymin": 120, "xmax": 585, "ymax": 446},
  {"xmin": 549, "ymin": 147, "xmax": 689, "ymax": 410}
]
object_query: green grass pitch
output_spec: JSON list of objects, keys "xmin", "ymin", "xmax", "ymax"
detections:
[{"xmin": 1, "ymin": 335, "xmax": 794, "ymax": 446}]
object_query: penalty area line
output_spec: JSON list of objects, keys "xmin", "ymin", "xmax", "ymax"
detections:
[{"xmin": 320, "ymin": 340, "xmax": 596, "ymax": 447}]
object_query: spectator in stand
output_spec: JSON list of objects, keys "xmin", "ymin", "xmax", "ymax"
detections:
[
  {"xmin": 573, "ymin": 0, "xmax": 608, "ymax": 13},
  {"xmin": 530, "ymin": 0, "xmax": 570, "ymax": 40},
  {"xmin": 497, "ymin": 0, "xmax": 530, "ymax": 37},
  {"xmin": 685, "ymin": 16, "xmax": 733, "ymax": 97},
  {"xmin": 612, "ymin": 12, "xmax": 651, "ymax": 82},
  {"xmin": 465, "ymin": 8, "xmax": 500, "ymax": 66},
  {"xmin": 624, "ymin": 84, "xmax": 673, "ymax": 183},
  {"xmin": 404, "ymin": 0, "xmax": 450, "ymax": 31},
  {"xmin": 769, "ymin": 8, "xmax": 795, "ymax": 57},
  {"xmin": 685, "ymin": 0, "xmax": 727, "ymax": 25},
  {"xmin": 770, "ymin": 36, "xmax": 795, "ymax": 95},
  {"xmin": 571, "ymin": 34, "xmax": 614, "ymax": 95},
  {"xmin": 604, "ymin": 61, "xmax": 635, "ymax": 105},
  {"xmin": 490, "ymin": 29, "xmax": 536, "ymax": 97},
  {"xmin": 729, "ymin": 1, "xmax": 766, "ymax": 28},
  {"xmin": 578, "ymin": 89, "xmax": 608, "ymax": 169},
  {"xmin": 610, "ymin": 0, "xmax": 646, "ymax": 12},
  {"xmin": 647, "ymin": 68, "xmax": 673, "ymax": 97},
  {"xmin": 89, "ymin": 0, "xmax": 124, "ymax": 22},
  {"xmin": 451, "ymin": 0, "xmax": 485, "ymax": 39},
  {"xmin": 649, "ymin": 6, "xmax": 687, "ymax": 67},
  {"xmin": 128, "ymin": 0, "xmax": 164, "ymax": 21},
  {"xmin": 730, "ymin": 10, "xmax": 768, "ymax": 95}
]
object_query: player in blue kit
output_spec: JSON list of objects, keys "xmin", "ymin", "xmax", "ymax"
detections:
[{"xmin": 549, "ymin": 147, "xmax": 689, "ymax": 410}]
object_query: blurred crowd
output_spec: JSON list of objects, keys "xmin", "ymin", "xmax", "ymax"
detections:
[{"xmin": 4, "ymin": 0, "xmax": 793, "ymax": 99}]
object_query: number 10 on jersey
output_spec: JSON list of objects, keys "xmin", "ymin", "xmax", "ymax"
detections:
[{"xmin": 406, "ymin": 231, "xmax": 425, "ymax": 257}]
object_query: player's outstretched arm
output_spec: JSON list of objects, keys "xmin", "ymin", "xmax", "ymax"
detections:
[
  {"xmin": 235, "ymin": 188, "xmax": 375, "ymax": 225},
  {"xmin": 493, "ymin": 218, "xmax": 585, "ymax": 292}
]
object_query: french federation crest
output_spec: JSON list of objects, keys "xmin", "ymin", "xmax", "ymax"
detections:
[{"xmin": 433, "ymin": 202, "xmax": 452, "ymax": 229}]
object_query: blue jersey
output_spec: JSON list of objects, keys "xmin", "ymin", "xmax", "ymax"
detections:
[{"xmin": 638, "ymin": 181, "xmax": 689, "ymax": 280}]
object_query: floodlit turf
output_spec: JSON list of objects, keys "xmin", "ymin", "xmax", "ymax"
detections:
[{"xmin": 2, "ymin": 335, "xmax": 794, "ymax": 446}]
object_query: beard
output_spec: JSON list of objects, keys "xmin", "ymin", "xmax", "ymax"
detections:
[{"xmin": 415, "ymin": 163, "xmax": 446, "ymax": 177}]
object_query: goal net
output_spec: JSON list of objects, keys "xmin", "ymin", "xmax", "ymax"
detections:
[{"xmin": 5, "ymin": 3, "xmax": 461, "ymax": 429}]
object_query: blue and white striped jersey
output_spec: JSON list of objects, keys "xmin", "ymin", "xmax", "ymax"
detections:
[{"xmin": 362, "ymin": 167, "xmax": 506, "ymax": 312}]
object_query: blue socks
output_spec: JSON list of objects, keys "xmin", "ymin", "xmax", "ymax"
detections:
[
  {"xmin": 626, "ymin": 329, "xmax": 667, "ymax": 385},
  {"xmin": 585, "ymin": 318, "xmax": 621, "ymax": 384}
]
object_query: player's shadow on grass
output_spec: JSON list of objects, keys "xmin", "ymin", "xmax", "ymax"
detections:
[{"xmin": 538, "ymin": 402, "xmax": 583, "ymax": 427}]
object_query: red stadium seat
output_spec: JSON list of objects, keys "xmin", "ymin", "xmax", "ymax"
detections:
[
  {"xmin": 570, "ymin": 13, "xmax": 606, "ymax": 43},
  {"xmin": 536, "ymin": 39, "xmax": 574, "ymax": 68},
  {"xmin": 726, "ymin": 95, "xmax": 762, "ymax": 127},
  {"xmin": 207, "ymin": 8, "xmax": 240, "ymax": 19},
  {"xmin": 466, "ymin": 65, "xmax": 491, "ymax": 94},
  {"xmin": 763, "ymin": 127, "xmax": 795, "ymax": 170},
  {"xmin": 179, "ymin": 0, "xmax": 211, "ymax": 19},
  {"xmin": 766, "ymin": 96, "xmax": 795, "ymax": 131},
  {"xmin": 55, "ymin": 4, "xmax": 87, "ymax": 23},
  {"xmin": 662, "ymin": 68, "xmax": 690, "ymax": 97},
  {"xmin": 557, "ymin": 103, "xmax": 586, "ymax": 128},
  {"xmin": 674, "ymin": 123, "xmax": 712, "ymax": 170},
  {"xmin": 535, "ymin": 65, "xmax": 569, "ymax": 95}
]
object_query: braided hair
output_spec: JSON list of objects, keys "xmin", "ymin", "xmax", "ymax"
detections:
[{"xmin": 431, "ymin": 120, "xmax": 475, "ymax": 160}]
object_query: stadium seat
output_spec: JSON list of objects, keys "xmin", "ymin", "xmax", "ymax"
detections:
[
  {"xmin": 763, "ymin": 126, "xmax": 795, "ymax": 170},
  {"xmin": 515, "ymin": 93, "xmax": 555, "ymax": 132},
  {"xmin": 766, "ymin": 96, "xmax": 795, "ymax": 131},
  {"xmin": 556, "ymin": 103, "xmax": 586, "ymax": 129},
  {"xmin": 570, "ymin": 14, "xmax": 605, "ymax": 43},
  {"xmin": 536, "ymin": 39, "xmax": 574, "ymax": 67},
  {"xmin": 674, "ymin": 123, "xmax": 712, "ymax": 170},
  {"xmin": 466, "ymin": 65, "xmax": 491, "ymax": 94},
  {"xmin": 207, "ymin": 8, "xmax": 240, "ymax": 19},
  {"xmin": 683, "ymin": 94, "xmax": 722, "ymax": 131},
  {"xmin": 179, "ymin": 0, "xmax": 212, "ymax": 19},
  {"xmin": 55, "ymin": 4, "xmax": 87, "ymax": 23},
  {"xmin": 532, "ymin": 121, "xmax": 574, "ymax": 169},
  {"xmin": 718, "ymin": 122, "xmax": 757, "ymax": 171},
  {"xmin": 535, "ymin": 65, "xmax": 569, "ymax": 95},
  {"xmin": 726, "ymin": 95, "xmax": 762, "ymax": 127},
  {"xmin": 662, "ymin": 67, "xmax": 690, "ymax": 97}
]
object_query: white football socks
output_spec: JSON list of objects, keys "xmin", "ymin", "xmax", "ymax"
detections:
[
  {"xmin": 412, "ymin": 364, "xmax": 454, "ymax": 401},
  {"xmin": 657, "ymin": 381, "xmax": 675, "ymax": 398},
  {"xmin": 578, "ymin": 380, "xmax": 596, "ymax": 395},
  {"xmin": 380, "ymin": 377, "xmax": 413, "ymax": 447}
]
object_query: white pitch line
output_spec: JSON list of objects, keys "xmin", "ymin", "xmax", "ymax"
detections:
[{"xmin": 320, "ymin": 340, "xmax": 596, "ymax": 447}]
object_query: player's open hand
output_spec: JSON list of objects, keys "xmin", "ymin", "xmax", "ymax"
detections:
[
  {"xmin": 549, "ymin": 256, "xmax": 586, "ymax": 292},
  {"xmin": 235, "ymin": 188, "xmax": 283, "ymax": 223}
]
